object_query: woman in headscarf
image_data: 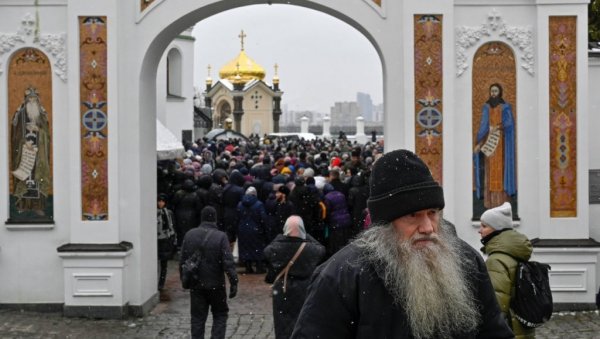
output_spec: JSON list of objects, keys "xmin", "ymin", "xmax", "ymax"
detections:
[{"xmin": 264, "ymin": 215, "xmax": 325, "ymax": 339}]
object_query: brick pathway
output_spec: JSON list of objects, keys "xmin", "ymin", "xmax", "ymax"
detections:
[{"xmin": 0, "ymin": 260, "xmax": 599, "ymax": 338}]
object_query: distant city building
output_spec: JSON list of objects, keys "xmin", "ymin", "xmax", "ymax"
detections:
[
  {"xmin": 356, "ymin": 92, "xmax": 373, "ymax": 121},
  {"xmin": 372, "ymin": 103, "xmax": 384, "ymax": 123},
  {"xmin": 330, "ymin": 101, "xmax": 360, "ymax": 126}
]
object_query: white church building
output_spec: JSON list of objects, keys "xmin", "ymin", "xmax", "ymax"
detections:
[{"xmin": 0, "ymin": 0, "xmax": 599, "ymax": 318}]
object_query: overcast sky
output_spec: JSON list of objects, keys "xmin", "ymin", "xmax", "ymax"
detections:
[{"xmin": 192, "ymin": 4, "xmax": 383, "ymax": 114}]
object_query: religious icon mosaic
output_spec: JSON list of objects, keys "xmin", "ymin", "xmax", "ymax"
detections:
[
  {"xmin": 79, "ymin": 16, "xmax": 108, "ymax": 221},
  {"xmin": 414, "ymin": 15, "xmax": 443, "ymax": 184},
  {"xmin": 7, "ymin": 48, "xmax": 54, "ymax": 223},
  {"xmin": 472, "ymin": 41, "xmax": 518, "ymax": 220},
  {"xmin": 549, "ymin": 16, "xmax": 577, "ymax": 218}
]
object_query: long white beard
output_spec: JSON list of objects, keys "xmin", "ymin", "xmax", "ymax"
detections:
[
  {"xmin": 355, "ymin": 223, "xmax": 481, "ymax": 339},
  {"xmin": 25, "ymin": 101, "xmax": 41, "ymax": 124}
]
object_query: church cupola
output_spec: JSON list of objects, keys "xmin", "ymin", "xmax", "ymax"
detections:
[{"xmin": 219, "ymin": 30, "xmax": 266, "ymax": 83}]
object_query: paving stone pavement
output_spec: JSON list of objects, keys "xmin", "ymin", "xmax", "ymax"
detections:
[{"xmin": 0, "ymin": 259, "xmax": 599, "ymax": 338}]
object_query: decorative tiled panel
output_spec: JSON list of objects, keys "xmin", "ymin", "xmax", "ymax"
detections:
[
  {"xmin": 7, "ymin": 48, "xmax": 54, "ymax": 223},
  {"xmin": 414, "ymin": 15, "xmax": 443, "ymax": 184},
  {"xmin": 549, "ymin": 16, "xmax": 577, "ymax": 218},
  {"xmin": 79, "ymin": 17, "xmax": 109, "ymax": 221},
  {"xmin": 472, "ymin": 42, "xmax": 518, "ymax": 219}
]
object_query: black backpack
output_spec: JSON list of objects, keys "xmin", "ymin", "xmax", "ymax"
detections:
[
  {"xmin": 180, "ymin": 228, "xmax": 210, "ymax": 289},
  {"xmin": 510, "ymin": 261, "xmax": 553, "ymax": 328}
]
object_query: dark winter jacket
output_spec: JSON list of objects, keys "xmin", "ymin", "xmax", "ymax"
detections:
[
  {"xmin": 208, "ymin": 171, "xmax": 226, "ymax": 232},
  {"xmin": 237, "ymin": 194, "xmax": 268, "ymax": 261},
  {"xmin": 347, "ymin": 175, "xmax": 369, "ymax": 233},
  {"xmin": 291, "ymin": 241, "xmax": 513, "ymax": 339},
  {"xmin": 264, "ymin": 235, "xmax": 325, "ymax": 339},
  {"xmin": 289, "ymin": 185, "xmax": 319, "ymax": 235},
  {"xmin": 171, "ymin": 180, "xmax": 203, "ymax": 243},
  {"xmin": 330, "ymin": 178, "xmax": 349, "ymax": 198},
  {"xmin": 157, "ymin": 207, "xmax": 176, "ymax": 261},
  {"xmin": 222, "ymin": 171, "xmax": 245, "ymax": 243},
  {"xmin": 323, "ymin": 190, "xmax": 352, "ymax": 230},
  {"xmin": 195, "ymin": 175, "xmax": 212, "ymax": 207},
  {"xmin": 481, "ymin": 229, "xmax": 534, "ymax": 338},
  {"xmin": 264, "ymin": 197, "xmax": 295, "ymax": 243},
  {"xmin": 179, "ymin": 222, "xmax": 238, "ymax": 290}
]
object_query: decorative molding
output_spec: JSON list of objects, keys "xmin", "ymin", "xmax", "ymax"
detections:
[
  {"xmin": 0, "ymin": 13, "xmax": 67, "ymax": 81},
  {"xmin": 549, "ymin": 269, "xmax": 587, "ymax": 292},
  {"xmin": 455, "ymin": 8, "xmax": 534, "ymax": 77}
]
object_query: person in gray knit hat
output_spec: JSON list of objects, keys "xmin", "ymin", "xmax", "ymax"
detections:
[
  {"xmin": 479, "ymin": 202, "xmax": 535, "ymax": 338},
  {"xmin": 292, "ymin": 149, "xmax": 512, "ymax": 339}
]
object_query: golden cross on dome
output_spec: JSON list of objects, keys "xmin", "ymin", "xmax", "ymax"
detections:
[
  {"xmin": 274, "ymin": 63, "xmax": 279, "ymax": 76},
  {"xmin": 207, "ymin": 64, "xmax": 212, "ymax": 77},
  {"xmin": 238, "ymin": 30, "xmax": 247, "ymax": 51}
]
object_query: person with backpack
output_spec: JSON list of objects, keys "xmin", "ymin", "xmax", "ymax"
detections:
[
  {"xmin": 479, "ymin": 202, "xmax": 534, "ymax": 338},
  {"xmin": 179, "ymin": 206, "xmax": 238, "ymax": 339}
]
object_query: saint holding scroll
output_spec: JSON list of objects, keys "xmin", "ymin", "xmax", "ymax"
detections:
[
  {"xmin": 474, "ymin": 83, "xmax": 516, "ymax": 209},
  {"xmin": 11, "ymin": 87, "xmax": 51, "ymax": 216}
]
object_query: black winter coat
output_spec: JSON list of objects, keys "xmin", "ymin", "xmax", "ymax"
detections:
[
  {"xmin": 291, "ymin": 241, "xmax": 514, "ymax": 339},
  {"xmin": 171, "ymin": 181, "xmax": 203, "ymax": 242},
  {"xmin": 179, "ymin": 222, "xmax": 238, "ymax": 290},
  {"xmin": 289, "ymin": 185, "xmax": 319, "ymax": 235},
  {"xmin": 237, "ymin": 194, "xmax": 268, "ymax": 261},
  {"xmin": 222, "ymin": 172, "xmax": 245, "ymax": 243},
  {"xmin": 265, "ymin": 197, "xmax": 295, "ymax": 243},
  {"xmin": 208, "ymin": 183, "xmax": 225, "ymax": 232},
  {"xmin": 264, "ymin": 235, "xmax": 325, "ymax": 339},
  {"xmin": 347, "ymin": 175, "xmax": 369, "ymax": 234}
]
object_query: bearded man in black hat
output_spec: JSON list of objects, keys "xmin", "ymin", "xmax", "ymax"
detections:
[{"xmin": 291, "ymin": 149, "xmax": 513, "ymax": 339}]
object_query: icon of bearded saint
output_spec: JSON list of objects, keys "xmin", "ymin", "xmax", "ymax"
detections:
[{"xmin": 11, "ymin": 87, "xmax": 52, "ymax": 217}]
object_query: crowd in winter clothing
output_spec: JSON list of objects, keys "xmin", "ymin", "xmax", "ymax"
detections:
[{"xmin": 157, "ymin": 135, "xmax": 384, "ymax": 264}]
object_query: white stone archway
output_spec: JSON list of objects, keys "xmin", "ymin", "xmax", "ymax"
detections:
[{"xmin": 122, "ymin": 0, "xmax": 397, "ymax": 314}]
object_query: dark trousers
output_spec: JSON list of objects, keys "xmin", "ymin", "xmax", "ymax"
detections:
[
  {"xmin": 158, "ymin": 259, "xmax": 168, "ymax": 289},
  {"xmin": 190, "ymin": 287, "xmax": 229, "ymax": 339}
]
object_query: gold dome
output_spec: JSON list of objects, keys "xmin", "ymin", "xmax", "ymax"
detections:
[{"xmin": 219, "ymin": 50, "xmax": 266, "ymax": 83}]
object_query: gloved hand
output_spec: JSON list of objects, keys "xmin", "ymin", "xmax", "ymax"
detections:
[{"xmin": 229, "ymin": 284, "xmax": 238, "ymax": 299}]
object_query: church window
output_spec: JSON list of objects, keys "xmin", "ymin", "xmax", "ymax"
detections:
[{"xmin": 166, "ymin": 48, "xmax": 183, "ymax": 97}]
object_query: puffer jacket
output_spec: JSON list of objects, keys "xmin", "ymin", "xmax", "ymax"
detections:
[
  {"xmin": 323, "ymin": 190, "xmax": 352, "ymax": 229},
  {"xmin": 481, "ymin": 228, "xmax": 534, "ymax": 339}
]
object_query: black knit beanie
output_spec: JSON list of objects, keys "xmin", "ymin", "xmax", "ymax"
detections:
[
  {"xmin": 367, "ymin": 149, "xmax": 444, "ymax": 223},
  {"xmin": 201, "ymin": 206, "xmax": 217, "ymax": 223}
]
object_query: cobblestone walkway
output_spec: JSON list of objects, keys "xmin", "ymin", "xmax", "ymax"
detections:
[{"xmin": 0, "ymin": 260, "xmax": 599, "ymax": 338}]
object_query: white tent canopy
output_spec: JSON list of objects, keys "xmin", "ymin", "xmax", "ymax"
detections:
[{"xmin": 156, "ymin": 119, "xmax": 185, "ymax": 160}]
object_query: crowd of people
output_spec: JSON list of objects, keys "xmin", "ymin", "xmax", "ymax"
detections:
[
  {"xmin": 157, "ymin": 135, "xmax": 382, "ymax": 263},
  {"xmin": 156, "ymin": 134, "xmax": 530, "ymax": 339}
]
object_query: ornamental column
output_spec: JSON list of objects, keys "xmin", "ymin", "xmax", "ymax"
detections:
[
  {"xmin": 232, "ymin": 73, "xmax": 245, "ymax": 133},
  {"xmin": 272, "ymin": 63, "xmax": 282, "ymax": 133},
  {"xmin": 204, "ymin": 65, "xmax": 213, "ymax": 130}
]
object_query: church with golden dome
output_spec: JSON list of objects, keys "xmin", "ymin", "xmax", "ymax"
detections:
[{"xmin": 203, "ymin": 30, "xmax": 283, "ymax": 136}]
